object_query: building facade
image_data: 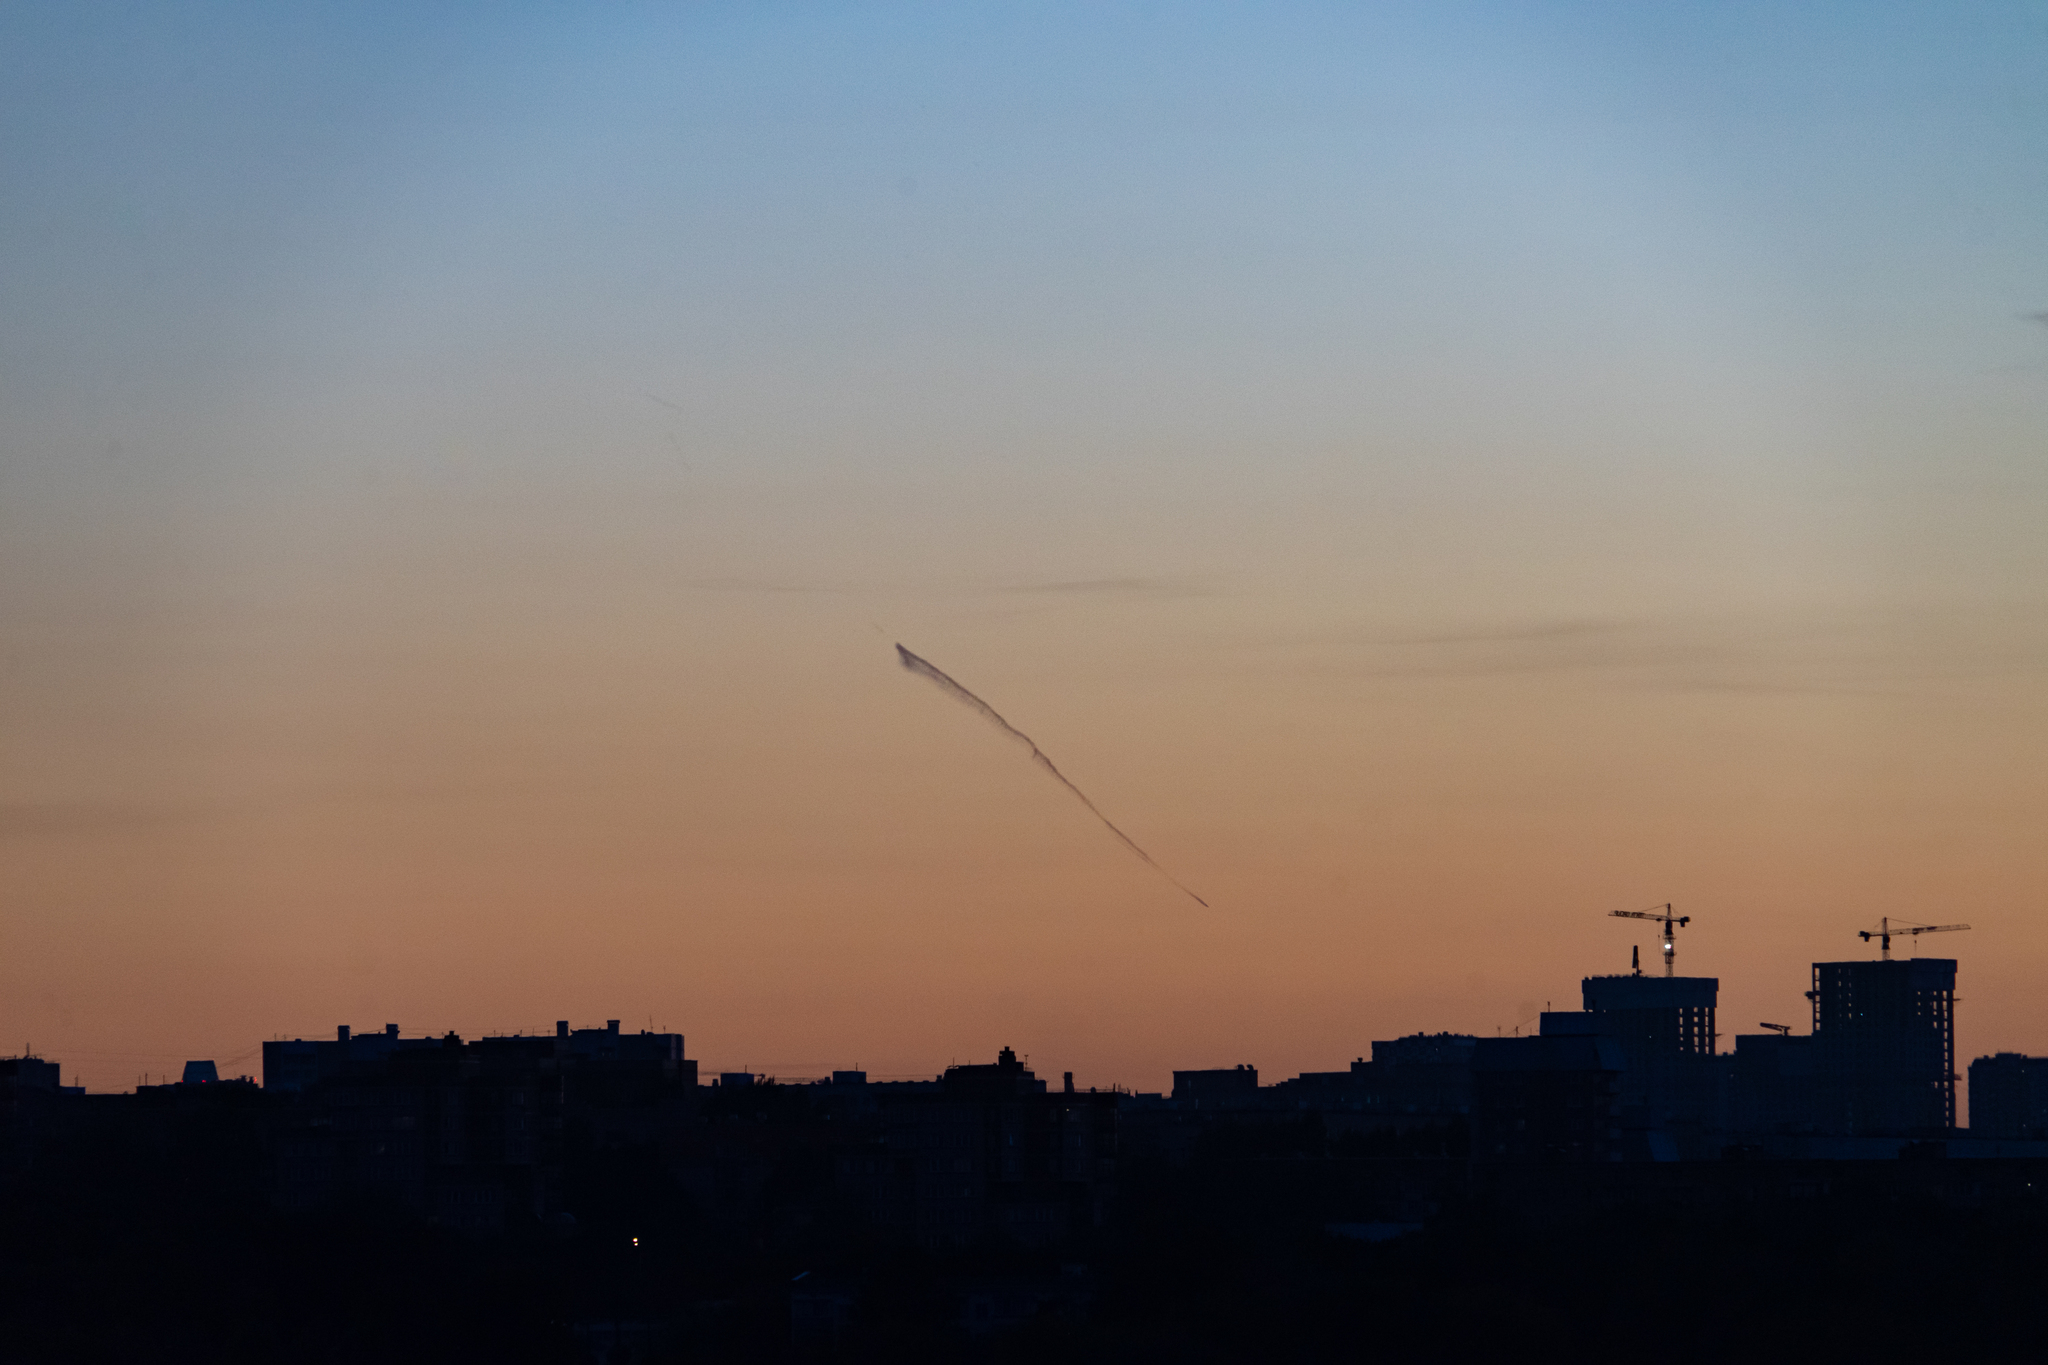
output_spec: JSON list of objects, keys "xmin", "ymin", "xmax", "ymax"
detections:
[
  {"xmin": 1810, "ymin": 959, "xmax": 1957, "ymax": 1134},
  {"xmin": 1969, "ymin": 1053, "xmax": 2048, "ymax": 1140}
]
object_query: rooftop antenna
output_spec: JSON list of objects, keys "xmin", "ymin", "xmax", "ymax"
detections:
[
  {"xmin": 1858, "ymin": 916, "xmax": 1969, "ymax": 961},
  {"xmin": 1610, "ymin": 904, "xmax": 1690, "ymax": 977}
]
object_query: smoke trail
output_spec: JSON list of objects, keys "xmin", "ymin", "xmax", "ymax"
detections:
[{"xmin": 895, "ymin": 644, "xmax": 1208, "ymax": 907}]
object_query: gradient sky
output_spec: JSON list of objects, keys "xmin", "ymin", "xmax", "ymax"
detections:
[{"xmin": 4, "ymin": 2, "xmax": 2045, "ymax": 1100}]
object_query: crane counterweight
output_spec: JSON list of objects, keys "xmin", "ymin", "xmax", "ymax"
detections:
[
  {"xmin": 1857, "ymin": 916, "xmax": 1969, "ymax": 960},
  {"xmin": 1611, "ymin": 904, "xmax": 1691, "ymax": 977}
]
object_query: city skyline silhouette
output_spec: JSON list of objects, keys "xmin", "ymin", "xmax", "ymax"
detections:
[{"xmin": 4, "ymin": 5, "xmax": 2045, "ymax": 1357}]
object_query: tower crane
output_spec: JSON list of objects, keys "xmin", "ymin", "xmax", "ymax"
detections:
[
  {"xmin": 1611, "ymin": 904, "xmax": 1690, "ymax": 977},
  {"xmin": 1858, "ymin": 916, "xmax": 1969, "ymax": 961}
]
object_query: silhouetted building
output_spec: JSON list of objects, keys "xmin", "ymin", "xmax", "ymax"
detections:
[
  {"xmin": 270, "ymin": 1020, "xmax": 695, "ymax": 1226},
  {"xmin": 1724, "ymin": 1031, "xmax": 1818, "ymax": 1135},
  {"xmin": 959, "ymin": 1267, "xmax": 1097, "ymax": 1337},
  {"xmin": 1270, "ymin": 1061, "xmax": 1374, "ymax": 1110},
  {"xmin": 1580, "ymin": 973, "xmax": 1719, "ymax": 1135},
  {"xmin": 261, "ymin": 1023, "xmax": 442, "ymax": 1093},
  {"xmin": 1482, "ymin": 975, "xmax": 1717, "ymax": 1159},
  {"xmin": 1810, "ymin": 959, "xmax": 1957, "ymax": 1134},
  {"xmin": 1470, "ymin": 1033, "xmax": 1624, "ymax": 1162},
  {"xmin": 1970, "ymin": 1053, "xmax": 2048, "ymax": 1140},
  {"xmin": 0, "ymin": 1056, "xmax": 64, "ymax": 1175},
  {"xmin": 275, "ymin": 1032, "xmax": 543, "ymax": 1224},
  {"xmin": 789, "ymin": 1272, "xmax": 860, "ymax": 1348},
  {"xmin": 1171, "ymin": 1065, "xmax": 1258, "ymax": 1108},
  {"xmin": 1371, "ymin": 1032, "xmax": 1478, "ymax": 1114},
  {"xmin": 1267, "ymin": 1035, "xmax": 1477, "ymax": 1117},
  {"xmin": 0, "ymin": 1057, "xmax": 60, "ymax": 1092},
  {"xmin": 842, "ymin": 1047, "xmax": 1116, "ymax": 1248},
  {"xmin": 1373, "ymin": 1033, "xmax": 1478, "ymax": 1066},
  {"xmin": 181, "ymin": 1060, "xmax": 219, "ymax": 1085}
]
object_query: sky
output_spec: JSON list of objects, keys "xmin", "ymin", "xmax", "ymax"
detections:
[{"xmin": 3, "ymin": 2, "xmax": 2045, "ymax": 1100}]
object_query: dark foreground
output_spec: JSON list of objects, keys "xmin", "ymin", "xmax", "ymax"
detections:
[{"xmin": 6, "ymin": 1140, "xmax": 2046, "ymax": 1364}]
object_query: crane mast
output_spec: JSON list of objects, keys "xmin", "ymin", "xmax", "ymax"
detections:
[
  {"xmin": 1610, "ymin": 904, "xmax": 1691, "ymax": 977},
  {"xmin": 1858, "ymin": 916, "xmax": 1969, "ymax": 960}
]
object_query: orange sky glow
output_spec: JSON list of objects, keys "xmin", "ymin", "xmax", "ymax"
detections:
[{"xmin": 3, "ymin": 5, "xmax": 2045, "ymax": 1109}]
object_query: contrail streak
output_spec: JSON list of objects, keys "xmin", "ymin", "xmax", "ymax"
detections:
[{"xmin": 895, "ymin": 644, "xmax": 1208, "ymax": 907}]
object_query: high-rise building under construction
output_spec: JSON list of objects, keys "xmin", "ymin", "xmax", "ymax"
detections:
[
  {"xmin": 1579, "ymin": 973, "xmax": 1719, "ymax": 1132},
  {"xmin": 1809, "ymin": 958, "xmax": 1957, "ymax": 1134}
]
